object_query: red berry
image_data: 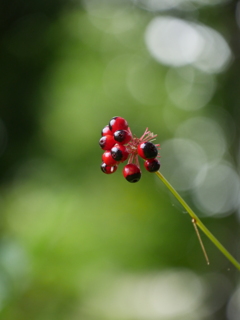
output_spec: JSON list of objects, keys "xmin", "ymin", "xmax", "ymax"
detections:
[
  {"xmin": 102, "ymin": 151, "xmax": 118, "ymax": 166},
  {"xmin": 109, "ymin": 116, "xmax": 128, "ymax": 133},
  {"xmin": 101, "ymin": 163, "xmax": 118, "ymax": 174},
  {"xmin": 111, "ymin": 144, "xmax": 129, "ymax": 162},
  {"xmin": 144, "ymin": 159, "xmax": 160, "ymax": 172},
  {"xmin": 99, "ymin": 135, "xmax": 116, "ymax": 150},
  {"xmin": 114, "ymin": 130, "xmax": 132, "ymax": 145},
  {"xmin": 123, "ymin": 164, "xmax": 141, "ymax": 183},
  {"xmin": 101, "ymin": 125, "xmax": 113, "ymax": 136},
  {"xmin": 137, "ymin": 141, "xmax": 158, "ymax": 160}
]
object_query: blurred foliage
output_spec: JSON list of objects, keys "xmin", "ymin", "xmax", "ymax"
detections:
[{"xmin": 0, "ymin": 0, "xmax": 240, "ymax": 319}]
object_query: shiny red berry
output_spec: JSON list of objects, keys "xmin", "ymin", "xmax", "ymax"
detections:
[
  {"xmin": 137, "ymin": 141, "xmax": 158, "ymax": 160},
  {"xmin": 144, "ymin": 158, "xmax": 160, "ymax": 172},
  {"xmin": 109, "ymin": 116, "xmax": 128, "ymax": 133},
  {"xmin": 101, "ymin": 163, "xmax": 118, "ymax": 174},
  {"xmin": 113, "ymin": 130, "xmax": 132, "ymax": 145},
  {"xmin": 102, "ymin": 151, "xmax": 118, "ymax": 166},
  {"xmin": 111, "ymin": 144, "xmax": 129, "ymax": 162},
  {"xmin": 99, "ymin": 135, "xmax": 115, "ymax": 150},
  {"xmin": 123, "ymin": 164, "xmax": 141, "ymax": 183},
  {"xmin": 101, "ymin": 125, "xmax": 113, "ymax": 136}
]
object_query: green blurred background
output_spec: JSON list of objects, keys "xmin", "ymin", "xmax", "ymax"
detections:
[{"xmin": 1, "ymin": 0, "xmax": 240, "ymax": 319}]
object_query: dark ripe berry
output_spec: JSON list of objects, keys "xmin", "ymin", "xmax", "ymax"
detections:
[
  {"xmin": 101, "ymin": 125, "xmax": 113, "ymax": 136},
  {"xmin": 137, "ymin": 141, "xmax": 158, "ymax": 160},
  {"xmin": 111, "ymin": 144, "xmax": 129, "ymax": 162},
  {"xmin": 109, "ymin": 116, "xmax": 128, "ymax": 133},
  {"xmin": 99, "ymin": 135, "xmax": 116, "ymax": 150},
  {"xmin": 101, "ymin": 162, "xmax": 118, "ymax": 174},
  {"xmin": 144, "ymin": 159, "xmax": 160, "ymax": 172},
  {"xmin": 114, "ymin": 130, "xmax": 132, "ymax": 145},
  {"xmin": 123, "ymin": 164, "xmax": 141, "ymax": 183},
  {"xmin": 102, "ymin": 151, "xmax": 118, "ymax": 166}
]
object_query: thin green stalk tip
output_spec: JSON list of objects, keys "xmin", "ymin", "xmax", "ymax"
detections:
[{"xmin": 155, "ymin": 171, "xmax": 240, "ymax": 271}]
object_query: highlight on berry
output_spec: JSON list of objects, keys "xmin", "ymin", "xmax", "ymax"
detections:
[{"xmin": 99, "ymin": 116, "xmax": 161, "ymax": 183}]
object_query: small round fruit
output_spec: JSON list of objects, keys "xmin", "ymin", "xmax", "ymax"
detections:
[
  {"xmin": 111, "ymin": 144, "xmax": 129, "ymax": 162},
  {"xmin": 109, "ymin": 116, "xmax": 128, "ymax": 133},
  {"xmin": 99, "ymin": 135, "xmax": 115, "ymax": 150},
  {"xmin": 114, "ymin": 130, "xmax": 132, "ymax": 144},
  {"xmin": 123, "ymin": 164, "xmax": 141, "ymax": 183},
  {"xmin": 137, "ymin": 141, "xmax": 158, "ymax": 160},
  {"xmin": 144, "ymin": 159, "xmax": 160, "ymax": 172},
  {"xmin": 101, "ymin": 163, "xmax": 118, "ymax": 174},
  {"xmin": 102, "ymin": 151, "xmax": 118, "ymax": 166},
  {"xmin": 101, "ymin": 125, "xmax": 113, "ymax": 136}
]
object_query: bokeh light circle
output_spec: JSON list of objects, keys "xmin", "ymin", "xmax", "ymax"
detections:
[
  {"xmin": 165, "ymin": 66, "xmax": 216, "ymax": 110},
  {"xmin": 227, "ymin": 286, "xmax": 240, "ymax": 320},
  {"xmin": 145, "ymin": 16, "xmax": 232, "ymax": 73},
  {"xmin": 161, "ymin": 138, "xmax": 207, "ymax": 191},
  {"xmin": 193, "ymin": 162, "xmax": 240, "ymax": 217},
  {"xmin": 175, "ymin": 116, "xmax": 227, "ymax": 162},
  {"xmin": 83, "ymin": 269, "xmax": 206, "ymax": 319}
]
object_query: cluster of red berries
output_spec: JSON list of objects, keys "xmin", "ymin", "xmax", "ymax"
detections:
[{"xmin": 99, "ymin": 116, "xmax": 160, "ymax": 183}]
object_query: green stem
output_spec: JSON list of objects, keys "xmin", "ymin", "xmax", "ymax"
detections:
[{"xmin": 155, "ymin": 171, "xmax": 240, "ymax": 271}]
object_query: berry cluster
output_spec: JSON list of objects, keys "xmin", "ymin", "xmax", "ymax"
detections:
[{"xmin": 99, "ymin": 116, "xmax": 160, "ymax": 183}]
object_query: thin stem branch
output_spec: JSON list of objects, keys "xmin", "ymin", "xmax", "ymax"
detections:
[
  {"xmin": 155, "ymin": 171, "xmax": 240, "ymax": 271},
  {"xmin": 192, "ymin": 218, "xmax": 210, "ymax": 265}
]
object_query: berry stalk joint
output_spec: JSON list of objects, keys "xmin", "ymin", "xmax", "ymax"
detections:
[{"xmin": 99, "ymin": 116, "xmax": 160, "ymax": 183}]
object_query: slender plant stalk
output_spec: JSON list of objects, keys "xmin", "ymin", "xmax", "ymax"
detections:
[{"xmin": 155, "ymin": 171, "xmax": 240, "ymax": 271}]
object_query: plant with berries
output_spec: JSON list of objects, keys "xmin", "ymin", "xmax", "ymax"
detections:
[
  {"xmin": 99, "ymin": 116, "xmax": 160, "ymax": 183},
  {"xmin": 99, "ymin": 117, "xmax": 240, "ymax": 271}
]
